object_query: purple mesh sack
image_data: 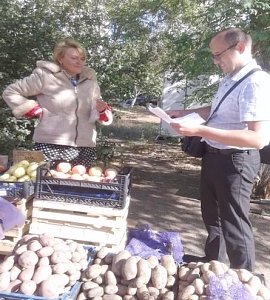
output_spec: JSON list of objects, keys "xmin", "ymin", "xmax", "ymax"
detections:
[
  {"xmin": 125, "ymin": 224, "xmax": 183, "ymax": 263},
  {"xmin": 208, "ymin": 273, "xmax": 256, "ymax": 300}
]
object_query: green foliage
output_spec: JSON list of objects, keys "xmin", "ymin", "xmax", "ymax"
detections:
[{"xmin": 0, "ymin": 0, "xmax": 269, "ymax": 153}]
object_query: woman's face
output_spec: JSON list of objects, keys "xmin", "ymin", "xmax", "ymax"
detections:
[{"xmin": 59, "ymin": 47, "xmax": 85, "ymax": 76}]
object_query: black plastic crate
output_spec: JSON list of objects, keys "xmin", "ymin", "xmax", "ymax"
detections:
[
  {"xmin": 35, "ymin": 164, "xmax": 132, "ymax": 209},
  {"xmin": 0, "ymin": 181, "xmax": 35, "ymax": 198}
]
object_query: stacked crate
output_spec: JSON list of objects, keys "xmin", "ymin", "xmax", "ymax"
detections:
[
  {"xmin": 29, "ymin": 164, "xmax": 132, "ymax": 252},
  {"xmin": 0, "ymin": 150, "xmax": 45, "ymax": 255}
]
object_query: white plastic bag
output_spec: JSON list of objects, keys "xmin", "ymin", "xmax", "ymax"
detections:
[{"xmin": 0, "ymin": 197, "xmax": 26, "ymax": 239}]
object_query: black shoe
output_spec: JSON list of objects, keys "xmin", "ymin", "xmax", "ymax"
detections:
[{"xmin": 182, "ymin": 254, "xmax": 209, "ymax": 264}]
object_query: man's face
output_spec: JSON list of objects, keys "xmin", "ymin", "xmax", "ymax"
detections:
[{"xmin": 209, "ymin": 36, "xmax": 239, "ymax": 75}]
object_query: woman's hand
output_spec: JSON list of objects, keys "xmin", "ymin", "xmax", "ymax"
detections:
[{"xmin": 96, "ymin": 99, "xmax": 109, "ymax": 112}]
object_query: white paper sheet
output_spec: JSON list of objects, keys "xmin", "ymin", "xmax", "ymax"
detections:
[{"xmin": 148, "ymin": 105, "xmax": 205, "ymax": 125}]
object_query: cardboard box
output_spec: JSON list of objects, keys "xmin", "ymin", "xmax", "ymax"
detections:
[{"xmin": 12, "ymin": 149, "xmax": 45, "ymax": 164}]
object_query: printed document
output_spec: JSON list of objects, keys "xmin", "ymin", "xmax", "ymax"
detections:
[{"xmin": 148, "ymin": 105, "xmax": 205, "ymax": 125}]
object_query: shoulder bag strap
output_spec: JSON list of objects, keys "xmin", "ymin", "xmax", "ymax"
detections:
[{"xmin": 205, "ymin": 68, "xmax": 261, "ymax": 125}]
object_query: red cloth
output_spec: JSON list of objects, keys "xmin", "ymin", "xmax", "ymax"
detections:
[
  {"xmin": 99, "ymin": 105, "xmax": 111, "ymax": 122},
  {"xmin": 25, "ymin": 105, "xmax": 43, "ymax": 118}
]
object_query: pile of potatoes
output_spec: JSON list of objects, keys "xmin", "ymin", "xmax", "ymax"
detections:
[
  {"xmin": 0, "ymin": 234, "xmax": 89, "ymax": 299},
  {"xmin": 77, "ymin": 247, "xmax": 270, "ymax": 300},
  {"xmin": 77, "ymin": 248, "xmax": 178, "ymax": 300},
  {"xmin": 178, "ymin": 260, "xmax": 270, "ymax": 300}
]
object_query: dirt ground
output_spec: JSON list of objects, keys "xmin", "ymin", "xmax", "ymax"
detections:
[{"xmin": 115, "ymin": 107, "xmax": 270, "ymax": 287}]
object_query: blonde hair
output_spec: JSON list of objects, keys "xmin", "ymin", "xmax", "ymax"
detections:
[{"xmin": 53, "ymin": 38, "xmax": 86, "ymax": 65}]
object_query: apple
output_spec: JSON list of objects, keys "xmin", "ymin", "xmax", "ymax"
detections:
[
  {"xmin": 87, "ymin": 175, "xmax": 102, "ymax": 182},
  {"xmin": 72, "ymin": 165, "xmax": 86, "ymax": 175},
  {"xmin": 88, "ymin": 166, "xmax": 103, "ymax": 177},
  {"xmin": 56, "ymin": 162, "xmax": 72, "ymax": 174},
  {"xmin": 70, "ymin": 173, "xmax": 83, "ymax": 180},
  {"xmin": 104, "ymin": 167, "xmax": 118, "ymax": 180}
]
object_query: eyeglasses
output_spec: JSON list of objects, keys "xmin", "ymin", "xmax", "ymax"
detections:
[{"xmin": 211, "ymin": 43, "xmax": 238, "ymax": 60}]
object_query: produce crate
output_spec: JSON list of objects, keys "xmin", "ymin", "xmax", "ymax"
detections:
[
  {"xmin": 0, "ymin": 247, "xmax": 96, "ymax": 300},
  {"xmin": 0, "ymin": 181, "xmax": 34, "ymax": 199},
  {"xmin": 29, "ymin": 197, "xmax": 130, "ymax": 252},
  {"xmin": 35, "ymin": 164, "xmax": 132, "ymax": 209}
]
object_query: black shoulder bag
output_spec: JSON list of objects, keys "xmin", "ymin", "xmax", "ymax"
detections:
[{"xmin": 181, "ymin": 68, "xmax": 261, "ymax": 158}]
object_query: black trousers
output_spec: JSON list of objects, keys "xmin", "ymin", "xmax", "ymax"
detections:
[{"xmin": 200, "ymin": 148, "xmax": 260, "ymax": 271}]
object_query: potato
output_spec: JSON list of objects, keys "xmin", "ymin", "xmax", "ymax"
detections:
[
  {"xmin": 136, "ymin": 259, "xmax": 151, "ymax": 285},
  {"xmin": 104, "ymin": 284, "xmax": 118, "ymax": 295},
  {"xmin": 37, "ymin": 256, "xmax": 50, "ymax": 266},
  {"xmin": 97, "ymin": 246, "xmax": 111, "ymax": 259},
  {"xmin": 0, "ymin": 271, "xmax": 11, "ymax": 291},
  {"xmin": 10, "ymin": 265, "xmax": 22, "ymax": 281},
  {"xmin": 18, "ymin": 266, "xmax": 35, "ymax": 281},
  {"xmin": 178, "ymin": 285, "xmax": 196, "ymax": 300},
  {"xmin": 52, "ymin": 262, "xmax": 71, "ymax": 274},
  {"xmin": 38, "ymin": 233, "xmax": 56, "ymax": 247},
  {"xmin": 81, "ymin": 281, "xmax": 99, "ymax": 292},
  {"xmin": 178, "ymin": 266, "xmax": 191, "ymax": 281},
  {"xmin": 105, "ymin": 270, "xmax": 117, "ymax": 285},
  {"xmin": 71, "ymin": 251, "xmax": 82, "ymax": 263},
  {"xmin": 36, "ymin": 246, "xmax": 54, "ymax": 258},
  {"xmin": 210, "ymin": 260, "xmax": 224, "ymax": 276},
  {"xmin": 236, "ymin": 269, "xmax": 253, "ymax": 283},
  {"xmin": 88, "ymin": 286, "xmax": 104, "ymax": 298},
  {"xmin": 137, "ymin": 285, "xmax": 150, "ymax": 300},
  {"xmin": 85, "ymin": 264, "xmax": 103, "ymax": 279},
  {"xmin": 160, "ymin": 255, "xmax": 177, "ymax": 275},
  {"xmin": 103, "ymin": 295, "xmax": 122, "ymax": 300},
  {"xmin": 19, "ymin": 280, "xmax": 37, "ymax": 295},
  {"xmin": 192, "ymin": 278, "xmax": 205, "ymax": 295},
  {"xmin": 32, "ymin": 265, "xmax": 53, "ymax": 284},
  {"xmin": 122, "ymin": 256, "xmax": 138, "ymax": 280},
  {"xmin": 111, "ymin": 250, "xmax": 131, "ymax": 277},
  {"xmin": 0, "ymin": 255, "xmax": 16, "ymax": 273},
  {"xmin": 39, "ymin": 273, "xmax": 69, "ymax": 298},
  {"xmin": 116, "ymin": 284, "xmax": 128, "ymax": 296},
  {"xmin": 50, "ymin": 250, "xmax": 69, "ymax": 264},
  {"xmin": 151, "ymin": 265, "xmax": 168, "ymax": 289},
  {"xmin": 14, "ymin": 244, "xmax": 28, "ymax": 256},
  {"xmin": 247, "ymin": 275, "xmax": 262, "ymax": 294},
  {"xmin": 6, "ymin": 278, "xmax": 22, "ymax": 292},
  {"xmin": 27, "ymin": 240, "xmax": 43, "ymax": 252},
  {"xmin": 147, "ymin": 255, "xmax": 159, "ymax": 269},
  {"xmin": 18, "ymin": 250, "xmax": 39, "ymax": 268},
  {"xmin": 162, "ymin": 290, "xmax": 174, "ymax": 300}
]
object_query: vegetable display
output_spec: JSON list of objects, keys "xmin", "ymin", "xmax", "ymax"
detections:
[
  {"xmin": 0, "ymin": 234, "xmax": 88, "ymax": 299},
  {"xmin": 77, "ymin": 247, "xmax": 270, "ymax": 300},
  {"xmin": 77, "ymin": 248, "xmax": 177, "ymax": 300},
  {"xmin": 0, "ymin": 160, "xmax": 44, "ymax": 182},
  {"xmin": 48, "ymin": 163, "xmax": 119, "ymax": 182}
]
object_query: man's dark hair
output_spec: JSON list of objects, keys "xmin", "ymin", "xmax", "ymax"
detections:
[{"xmin": 216, "ymin": 27, "xmax": 252, "ymax": 47}]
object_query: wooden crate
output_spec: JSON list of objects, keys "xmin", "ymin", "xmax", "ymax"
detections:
[
  {"xmin": 29, "ymin": 197, "xmax": 130, "ymax": 252},
  {"xmin": 0, "ymin": 239, "xmax": 17, "ymax": 256}
]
